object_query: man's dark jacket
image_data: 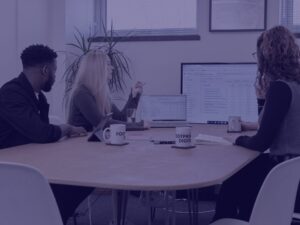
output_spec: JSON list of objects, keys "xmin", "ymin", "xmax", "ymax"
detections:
[{"xmin": 0, "ymin": 73, "xmax": 61, "ymax": 149}]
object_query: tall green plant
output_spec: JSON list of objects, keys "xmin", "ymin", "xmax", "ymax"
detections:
[
  {"xmin": 64, "ymin": 28, "xmax": 92, "ymax": 101},
  {"xmin": 98, "ymin": 23, "xmax": 131, "ymax": 92}
]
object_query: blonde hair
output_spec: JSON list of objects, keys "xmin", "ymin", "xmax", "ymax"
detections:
[{"xmin": 70, "ymin": 49, "xmax": 112, "ymax": 116}]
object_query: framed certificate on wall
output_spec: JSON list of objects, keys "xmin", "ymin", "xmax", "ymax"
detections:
[{"xmin": 210, "ymin": 0, "xmax": 267, "ymax": 31}]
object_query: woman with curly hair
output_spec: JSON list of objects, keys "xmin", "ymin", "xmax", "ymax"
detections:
[{"xmin": 212, "ymin": 26, "xmax": 300, "ymax": 222}]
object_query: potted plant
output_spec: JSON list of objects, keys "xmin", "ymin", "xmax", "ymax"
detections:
[{"xmin": 63, "ymin": 26, "xmax": 131, "ymax": 106}]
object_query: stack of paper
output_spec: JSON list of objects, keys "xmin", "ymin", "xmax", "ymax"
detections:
[{"xmin": 194, "ymin": 133, "xmax": 232, "ymax": 145}]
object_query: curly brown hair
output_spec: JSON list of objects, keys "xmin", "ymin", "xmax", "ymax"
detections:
[{"xmin": 257, "ymin": 26, "xmax": 300, "ymax": 84}]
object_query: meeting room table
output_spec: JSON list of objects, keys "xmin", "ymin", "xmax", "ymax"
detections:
[{"xmin": 0, "ymin": 124, "xmax": 258, "ymax": 225}]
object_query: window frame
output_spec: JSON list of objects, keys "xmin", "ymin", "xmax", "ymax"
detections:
[
  {"xmin": 281, "ymin": 0, "xmax": 300, "ymax": 38},
  {"xmin": 91, "ymin": 0, "xmax": 201, "ymax": 42}
]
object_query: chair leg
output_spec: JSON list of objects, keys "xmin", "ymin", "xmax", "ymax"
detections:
[
  {"xmin": 164, "ymin": 191, "xmax": 176, "ymax": 225},
  {"xmin": 151, "ymin": 207, "xmax": 156, "ymax": 222},
  {"xmin": 112, "ymin": 190, "xmax": 129, "ymax": 225},
  {"xmin": 187, "ymin": 189, "xmax": 200, "ymax": 225},
  {"xmin": 72, "ymin": 213, "xmax": 78, "ymax": 225}
]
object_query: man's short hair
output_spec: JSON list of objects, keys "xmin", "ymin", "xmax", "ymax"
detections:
[{"xmin": 21, "ymin": 44, "xmax": 57, "ymax": 68}]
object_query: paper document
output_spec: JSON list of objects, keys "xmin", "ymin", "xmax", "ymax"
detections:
[{"xmin": 194, "ymin": 133, "xmax": 232, "ymax": 145}]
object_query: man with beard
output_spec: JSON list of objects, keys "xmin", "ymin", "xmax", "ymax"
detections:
[
  {"xmin": 0, "ymin": 44, "xmax": 93, "ymax": 224},
  {"xmin": 0, "ymin": 44, "xmax": 86, "ymax": 147}
]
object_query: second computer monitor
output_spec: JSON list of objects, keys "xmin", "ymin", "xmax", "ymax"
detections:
[{"xmin": 181, "ymin": 63, "xmax": 258, "ymax": 123}]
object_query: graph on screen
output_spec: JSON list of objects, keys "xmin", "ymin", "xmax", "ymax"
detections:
[{"xmin": 181, "ymin": 63, "xmax": 258, "ymax": 123}]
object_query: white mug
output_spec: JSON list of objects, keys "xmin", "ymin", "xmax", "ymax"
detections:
[
  {"xmin": 175, "ymin": 127, "xmax": 192, "ymax": 147},
  {"xmin": 228, "ymin": 116, "xmax": 242, "ymax": 132},
  {"xmin": 103, "ymin": 124, "xmax": 126, "ymax": 144}
]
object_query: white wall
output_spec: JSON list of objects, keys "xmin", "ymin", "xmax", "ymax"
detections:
[
  {"xmin": 47, "ymin": 0, "xmax": 66, "ymax": 120},
  {"xmin": 17, "ymin": 0, "xmax": 50, "ymax": 53},
  {"xmin": 66, "ymin": 0, "xmax": 94, "ymax": 42},
  {"xmin": 0, "ymin": 0, "xmax": 18, "ymax": 83},
  {"xmin": 0, "ymin": 0, "xmax": 53, "ymax": 85},
  {"xmin": 0, "ymin": 0, "xmax": 66, "ymax": 120}
]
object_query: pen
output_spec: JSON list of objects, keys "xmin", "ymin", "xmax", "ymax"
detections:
[
  {"xmin": 207, "ymin": 121, "xmax": 228, "ymax": 125},
  {"xmin": 152, "ymin": 140, "xmax": 175, "ymax": 144}
]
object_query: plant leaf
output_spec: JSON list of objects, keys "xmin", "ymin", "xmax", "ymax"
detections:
[
  {"xmin": 66, "ymin": 43, "xmax": 84, "ymax": 52},
  {"xmin": 74, "ymin": 34, "xmax": 83, "ymax": 50}
]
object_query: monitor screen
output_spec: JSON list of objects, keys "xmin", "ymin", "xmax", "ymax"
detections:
[
  {"xmin": 181, "ymin": 63, "xmax": 258, "ymax": 123},
  {"xmin": 137, "ymin": 95, "xmax": 186, "ymax": 121}
]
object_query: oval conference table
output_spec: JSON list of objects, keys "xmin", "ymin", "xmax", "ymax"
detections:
[{"xmin": 0, "ymin": 124, "xmax": 258, "ymax": 225}]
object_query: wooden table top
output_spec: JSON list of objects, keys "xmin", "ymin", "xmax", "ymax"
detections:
[{"xmin": 0, "ymin": 124, "xmax": 258, "ymax": 190}]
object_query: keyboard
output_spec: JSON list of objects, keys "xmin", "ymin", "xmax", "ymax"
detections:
[
  {"xmin": 126, "ymin": 122, "xmax": 149, "ymax": 131},
  {"xmin": 126, "ymin": 127, "xmax": 148, "ymax": 131},
  {"xmin": 150, "ymin": 121, "xmax": 190, "ymax": 128}
]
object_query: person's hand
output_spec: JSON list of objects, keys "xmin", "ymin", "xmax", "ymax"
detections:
[
  {"xmin": 223, "ymin": 136, "xmax": 236, "ymax": 144},
  {"xmin": 59, "ymin": 124, "xmax": 87, "ymax": 138},
  {"xmin": 136, "ymin": 120, "xmax": 150, "ymax": 129},
  {"xmin": 254, "ymin": 75, "xmax": 268, "ymax": 99},
  {"xmin": 241, "ymin": 121, "xmax": 259, "ymax": 131},
  {"xmin": 69, "ymin": 126, "xmax": 87, "ymax": 137},
  {"xmin": 59, "ymin": 124, "xmax": 72, "ymax": 138},
  {"xmin": 142, "ymin": 120, "xmax": 151, "ymax": 129},
  {"xmin": 131, "ymin": 81, "xmax": 144, "ymax": 98}
]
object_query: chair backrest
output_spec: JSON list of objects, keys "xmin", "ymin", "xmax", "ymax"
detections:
[
  {"xmin": 250, "ymin": 157, "xmax": 300, "ymax": 225},
  {"xmin": 0, "ymin": 162, "xmax": 63, "ymax": 225}
]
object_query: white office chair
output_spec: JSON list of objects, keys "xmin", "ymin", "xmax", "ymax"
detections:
[
  {"xmin": 0, "ymin": 162, "xmax": 63, "ymax": 225},
  {"xmin": 210, "ymin": 156, "xmax": 300, "ymax": 225}
]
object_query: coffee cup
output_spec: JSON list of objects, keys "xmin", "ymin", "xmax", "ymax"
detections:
[
  {"xmin": 103, "ymin": 124, "xmax": 126, "ymax": 144},
  {"xmin": 175, "ymin": 127, "xmax": 192, "ymax": 147},
  {"xmin": 228, "ymin": 116, "xmax": 242, "ymax": 132}
]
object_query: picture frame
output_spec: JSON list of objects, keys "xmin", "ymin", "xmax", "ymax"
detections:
[{"xmin": 209, "ymin": 0, "xmax": 267, "ymax": 32}]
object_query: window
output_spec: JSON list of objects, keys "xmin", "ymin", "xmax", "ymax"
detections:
[
  {"xmin": 93, "ymin": 0, "xmax": 200, "ymax": 42},
  {"xmin": 281, "ymin": 0, "xmax": 300, "ymax": 36}
]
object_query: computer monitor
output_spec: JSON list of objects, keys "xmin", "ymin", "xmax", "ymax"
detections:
[
  {"xmin": 137, "ymin": 95, "xmax": 187, "ymax": 121},
  {"xmin": 181, "ymin": 63, "xmax": 258, "ymax": 123}
]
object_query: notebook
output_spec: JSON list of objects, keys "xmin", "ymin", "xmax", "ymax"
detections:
[{"xmin": 194, "ymin": 133, "xmax": 232, "ymax": 145}]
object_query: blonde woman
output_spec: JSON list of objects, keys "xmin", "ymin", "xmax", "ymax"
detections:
[{"xmin": 68, "ymin": 50, "xmax": 143, "ymax": 131}]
